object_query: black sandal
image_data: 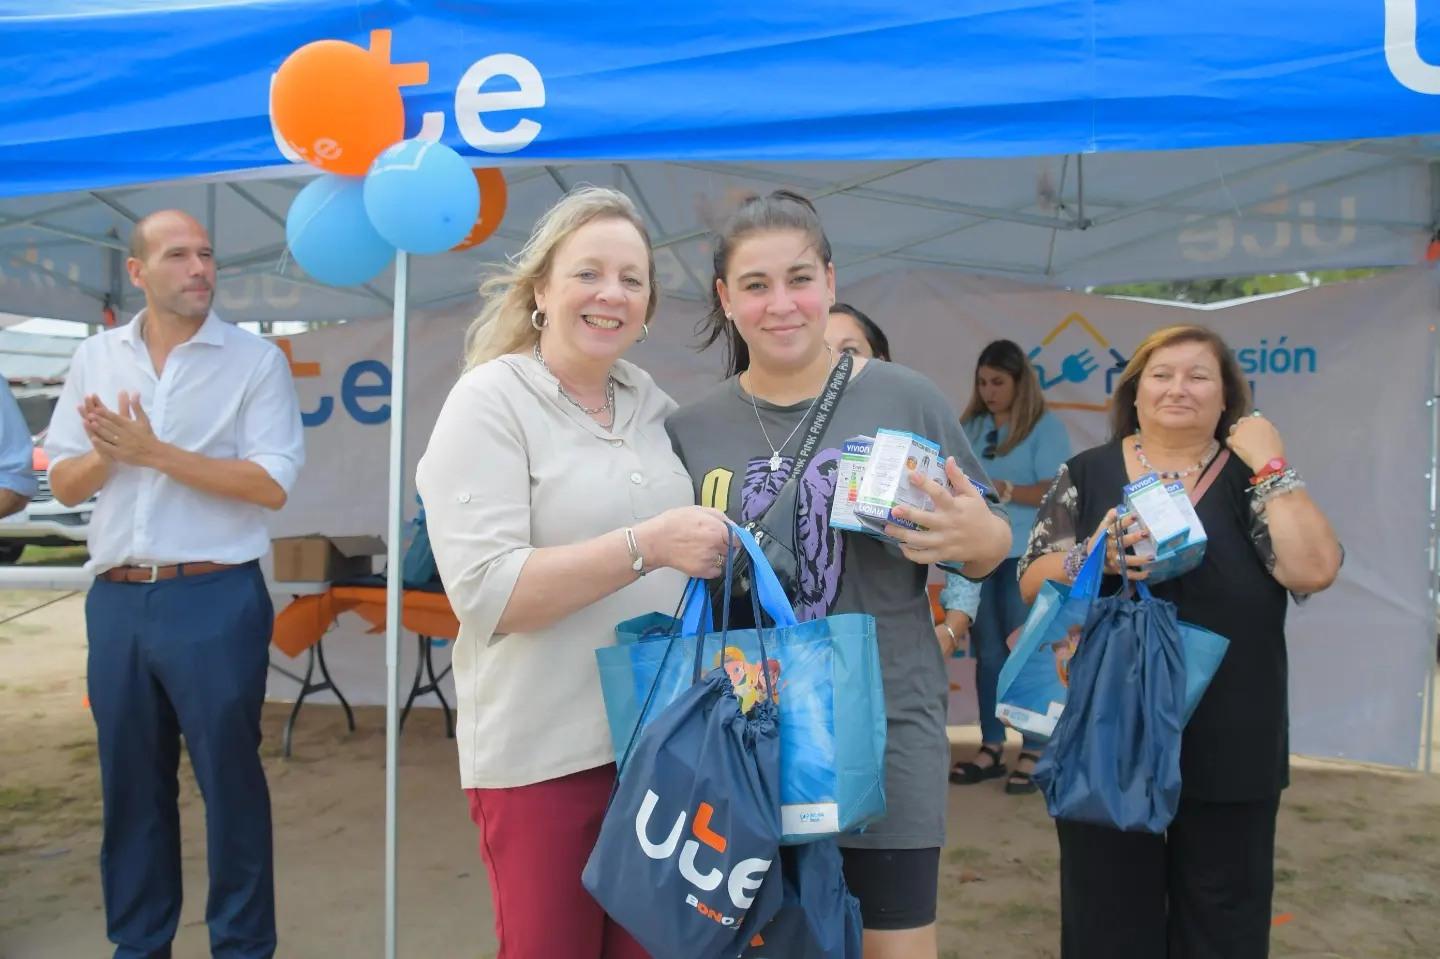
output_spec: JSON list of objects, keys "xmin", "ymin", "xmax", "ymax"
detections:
[
  {"xmin": 949, "ymin": 744, "xmax": 1007, "ymax": 784},
  {"xmin": 1005, "ymin": 751, "xmax": 1041, "ymax": 795}
]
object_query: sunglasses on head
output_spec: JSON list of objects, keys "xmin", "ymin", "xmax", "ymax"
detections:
[{"xmin": 982, "ymin": 428, "xmax": 998, "ymax": 460}]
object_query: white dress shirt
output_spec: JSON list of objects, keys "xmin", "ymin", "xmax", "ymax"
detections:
[
  {"xmin": 45, "ymin": 311, "xmax": 304, "ymax": 573},
  {"xmin": 416, "ymin": 353, "xmax": 693, "ymax": 789}
]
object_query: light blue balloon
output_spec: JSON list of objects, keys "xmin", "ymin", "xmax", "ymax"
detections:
[
  {"xmin": 286, "ymin": 175, "xmax": 394, "ymax": 286},
  {"xmin": 363, "ymin": 139, "xmax": 480, "ymax": 255}
]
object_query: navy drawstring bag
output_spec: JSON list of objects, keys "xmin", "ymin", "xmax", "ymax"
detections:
[
  {"xmin": 583, "ymin": 534, "xmax": 785, "ymax": 959},
  {"xmin": 1033, "ymin": 542, "xmax": 1188, "ymax": 834},
  {"xmin": 739, "ymin": 838, "xmax": 862, "ymax": 959}
]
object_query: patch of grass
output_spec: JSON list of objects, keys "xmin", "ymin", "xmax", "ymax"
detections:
[
  {"xmin": 1275, "ymin": 866, "xmax": 1297, "ymax": 884},
  {"xmin": 941, "ymin": 916, "xmax": 983, "ymax": 932},
  {"xmin": 66, "ymin": 744, "xmax": 98, "ymax": 766},
  {"xmin": 996, "ymin": 900, "xmax": 1056, "ymax": 924},
  {"xmin": 944, "ymin": 844, "xmax": 994, "ymax": 866},
  {"xmin": 17, "ymin": 545, "xmax": 89, "ymax": 567},
  {"xmin": 1027, "ymin": 852, "xmax": 1059, "ymax": 873},
  {"xmin": 0, "ymin": 784, "xmax": 67, "ymax": 813}
]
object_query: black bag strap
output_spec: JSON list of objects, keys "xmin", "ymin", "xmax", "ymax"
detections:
[{"xmin": 755, "ymin": 350, "xmax": 853, "ymax": 523}]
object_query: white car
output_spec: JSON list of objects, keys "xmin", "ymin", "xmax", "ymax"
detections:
[{"xmin": 0, "ymin": 438, "xmax": 93, "ymax": 563}]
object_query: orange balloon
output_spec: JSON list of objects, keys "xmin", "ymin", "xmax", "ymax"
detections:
[
  {"xmin": 272, "ymin": 39, "xmax": 404, "ymax": 176},
  {"xmin": 451, "ymin": 168, "xmax": 509, "ymax": 251}
]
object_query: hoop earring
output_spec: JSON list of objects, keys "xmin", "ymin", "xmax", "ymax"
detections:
[
  {"xmin": 530, "ymin": 309, "xmax": 547, "ymax": 331},
  {"xmin": 638, "ymin": 322, "xmax": 650, "ymax": 343}
]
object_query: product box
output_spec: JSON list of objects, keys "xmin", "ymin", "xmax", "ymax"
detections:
[
  {"xmin": 1121, "ymin": 473, "xmax": 1191, "ymax": 555},
  {"xmin": 1118, "ymin": 481, "xmax": 1208, "ymax": 583},
  {"xmin": 271, "ymin": 534, "xmax": 386, "ymax": 582},
  {"xmin": 832, "ymin": 432, "xmax": 995, "ymax": 550},
  {"xmin": 853, "ymin": 429, "xmax": 946, "ymax": 534},
  {"xmin": 830, "ymin": 435, "xmax": 878, "ymax": 533}
]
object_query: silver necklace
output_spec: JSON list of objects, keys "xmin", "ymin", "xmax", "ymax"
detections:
[
  {"xmin": 743, "ymin": 353, "xmax": 835, "ymax": 472},
  {"xmin": 1132, "ymin": 432, "xmax": 1219, "ymax": 480},
  {"xmin": 533, "ymin": 343, "xmax": 615, "ymax": 419}
]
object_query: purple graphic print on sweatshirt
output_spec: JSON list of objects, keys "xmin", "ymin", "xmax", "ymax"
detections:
[{"xmin": 737, "ymin": 450, "xmax": 844, "ymax": 622}]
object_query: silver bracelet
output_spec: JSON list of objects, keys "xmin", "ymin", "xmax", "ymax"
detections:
[
  {"xmin": 1062, "ymin": 541, "xmax": 1088, "ymax": 581},
  {"xmin": 623, "ymin": 526, "xmax": 647, "ymax": 575},
  {"xmin": 940, "ymin": 621, "xmax": 958, "ymax": 644},
  {"xmin": 1252, "ymin": 469, "xmax": 1306, "ymax": 509}
]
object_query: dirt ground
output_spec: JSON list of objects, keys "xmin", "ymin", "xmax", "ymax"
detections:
[{"xmin": 2, "ymin": 588, "xmax": 1438, "ymax": 959}]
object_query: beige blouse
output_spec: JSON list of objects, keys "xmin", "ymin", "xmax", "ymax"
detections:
[{"xmin": 416, "ymin": 353, "xmax": 693, "ymax": 789}]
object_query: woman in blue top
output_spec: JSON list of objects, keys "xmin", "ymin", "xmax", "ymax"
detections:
[{"xmin": 945, "ymin": 339, "xmax": 1071, "ymax": 794}]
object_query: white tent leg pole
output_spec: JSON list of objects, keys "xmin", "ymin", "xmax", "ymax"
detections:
[
  {"xmin": 1426, "ymin": 287, "xmax": 1440, "ymax": 775},
  {"xmin": 385, "ymin": 251, "xmax": 410, "ymax": 957},
  {"xmin": 1425, "ymin": 647, "xmax": 1436, "ymax": 774}
]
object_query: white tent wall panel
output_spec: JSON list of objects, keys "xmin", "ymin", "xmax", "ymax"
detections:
[{"xmin": 267, "ymin": 269, "xmax": 1438, "ymax": 768}]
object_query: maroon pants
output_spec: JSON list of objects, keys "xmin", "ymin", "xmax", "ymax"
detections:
[{"xmin": 466, "ymin": 763, "xmax": 650, "ymax": 959}]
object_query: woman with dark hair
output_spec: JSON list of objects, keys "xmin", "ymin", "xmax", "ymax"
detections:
[
  {"xmin": 1018, "ymin": 324, "xmax": 1341, "ymax": 959},
  {"xmin": 946, "ymin": 339, "xmax": 1071, "ymax": 794},
  {"xmin": 826, "ymin": 302, "xmax": 892, "ymax": 360},
  {"xmin": 666, "ymin": 190, "xmax": 1011, "ymax": 959}
]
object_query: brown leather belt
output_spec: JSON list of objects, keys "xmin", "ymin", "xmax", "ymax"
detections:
[{"xmin": 99, "ymin": 562, "xmax": 240, "ymax": 584}]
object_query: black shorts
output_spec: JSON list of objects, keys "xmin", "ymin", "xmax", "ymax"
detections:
[{"xmin": 839, "ymin": 846, "xmax": 940, "ymax": 930}]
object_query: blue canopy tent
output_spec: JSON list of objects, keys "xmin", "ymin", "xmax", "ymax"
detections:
[{"xmin": 3, "ymin": 2, "xmax": 1440, "ymax": 954}]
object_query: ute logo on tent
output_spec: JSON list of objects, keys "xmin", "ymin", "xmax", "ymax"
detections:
[
  {"xmin": 271, "ymin": 29, "xmax": 518, "ymax": 288},
  {"xmin": 268, "ymin": 29, "xmax": 545, "ymax": 163},
  {"xmin": 1385, "ymin": 0, "xmax": 1440, "ymax": 94}
]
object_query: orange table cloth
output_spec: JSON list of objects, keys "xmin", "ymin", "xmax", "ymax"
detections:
[{"xmin": 272, "ymin": 585, "xmax": 460, "ymax": 658}]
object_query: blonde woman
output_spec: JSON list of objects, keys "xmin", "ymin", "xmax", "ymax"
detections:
[
  {"xmin": 946, "ymin": 339, "xmax": 1071, "ymax": 794},
  {"xmin": 417, "ymin": 186, "xmax": 730, "ymax": 959}
]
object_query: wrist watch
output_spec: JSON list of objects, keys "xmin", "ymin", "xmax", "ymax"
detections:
[
  {"xmin": 623, "ymin": 527, "xmax": 646, "ymax": 575},
  {"xmin": 1250, "ymin": 457, "xmax": 1288, "ymax": 486}
]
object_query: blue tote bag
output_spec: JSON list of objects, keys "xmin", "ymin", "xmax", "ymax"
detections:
[
  {"xmin": 996, "ymin": 531, "xmax": 1230, "ymax": 743},
  {"xmin": 993, "ymin": 531, "xmax": 1107, "ymax": 741},
  {"xmin": 598, "ymin": 524, "xmax": 886, "ymax": 845},
  {"xmin": 582, "ymin": 568, "xmax": 786, "ymax": 959},
  {"xmin": 1033, "ymin": 575, "xmax": 1189, "ymax": 833}
]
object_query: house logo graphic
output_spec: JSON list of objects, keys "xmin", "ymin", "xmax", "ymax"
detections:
[{"xmin": 1026, "ymin": 312, "xmax": 1129, "ymax": 414}]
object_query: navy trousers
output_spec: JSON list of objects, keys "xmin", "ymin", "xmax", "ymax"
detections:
[{"xmin": 87, "ymin": 562, "xmax": 276, "ymax": 959}]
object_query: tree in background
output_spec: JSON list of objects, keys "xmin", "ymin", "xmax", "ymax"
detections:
[{"xmin": 1091, "ymin": 268, "xmax": 1392, "ymax": 304}]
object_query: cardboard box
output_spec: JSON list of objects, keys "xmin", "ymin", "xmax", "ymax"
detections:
[
  {"xmin": 1118, "ymin": 481, "xmax": 1208, "ymax": 583},
  {"xmin": 829, "ymin": 435, "xmax": 878, "ymax": 533},
  {"xmin": 271, "ymin": 534, "xmax": 386, "ymax": 582},
  {"xmin": 1122, "ymin": 473, "xmax": 1190, "ymax": 554},
  {"xmin": 832, "ymin": 432, "xmax": 995, "ymax": 554},
  {"xmin": 853, "ymin": 429, "xmax": 947, "ymax": 533}
]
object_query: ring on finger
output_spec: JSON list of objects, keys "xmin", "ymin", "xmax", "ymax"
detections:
[{"xmin": 712, "ymin": 553, "xmax": 724, "ymax": 568}]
